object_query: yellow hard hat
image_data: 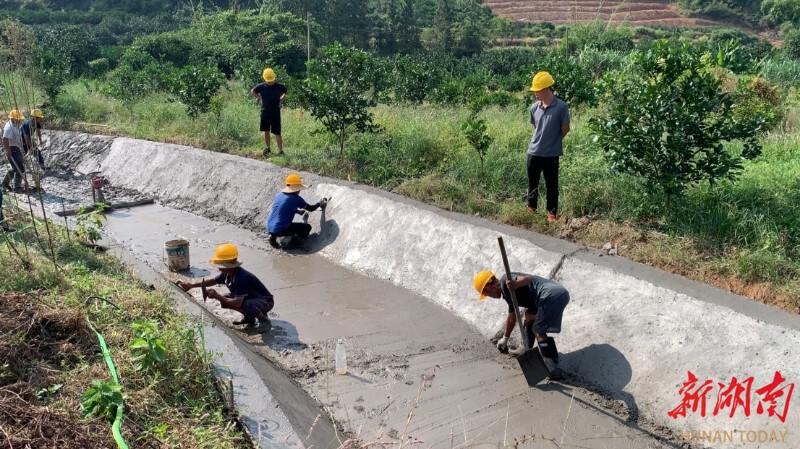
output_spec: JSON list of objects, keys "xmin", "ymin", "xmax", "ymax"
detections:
[
  {"xmin": 282, "ymin": 173, "xmax": 308, "ymax": 193},
  {"xmin": 530, "ymin": 71, "xmax": 555, "ymax": 92},
  {"xmin": 473, "ymin": 270, "xmax": 496, "ymax": 301},
  {"xmin": 262, "ymin": 68, "xmax": 276, "ymax": 83},
  {"xmin": 31, "ymin": 109, "xmax": 44, "ymax": 118},
  {"xmin": 210, "ymin": 243, "xmax": 241, "ymax": 268},
  {"xmin": 8, "ymin": 109, "xmax": 24, "ymax": 120}
]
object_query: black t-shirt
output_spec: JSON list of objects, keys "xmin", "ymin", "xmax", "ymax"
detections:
[
  {"xmin": 213, "ymin": 267, "xmax": 272, "ymax": 299},
  {"xmin": 252, "ymin": 82, "xmax": 287, "ymax": 115}
]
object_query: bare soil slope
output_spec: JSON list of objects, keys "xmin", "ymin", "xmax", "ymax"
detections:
[{"xmin": 485, "ymin": 0, "xmax": 725, "ymax": 27}]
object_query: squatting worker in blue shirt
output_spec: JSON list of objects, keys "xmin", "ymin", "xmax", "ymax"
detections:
[
  {"xmin": 177, "ymin": 243, "xmax": 274, "ymax": 329},
  {"xmin": 250, "ymin": 67, "xmax": 287, "ymax": 157},
  {"xmin": 474, "ymin": 270, "xmax": 570, "ymax": 380},
  {"xmin": 527, "ymin": 71, "xmax": 570, "ymax": 223},
  {"xmin": 266, "ymin": 173, "xmax": 327, "ymax": 249}
]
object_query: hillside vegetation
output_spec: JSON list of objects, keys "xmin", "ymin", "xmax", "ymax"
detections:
[{"xmin": 1, "ymin": 4, "xmax": 799, "ymax": 310}]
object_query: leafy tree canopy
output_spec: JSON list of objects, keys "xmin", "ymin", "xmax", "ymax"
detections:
[{"xmin": 591, "ymin": 40, "xmax": 764, "ymax": 202}]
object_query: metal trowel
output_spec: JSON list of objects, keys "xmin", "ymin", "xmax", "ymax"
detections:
[{"xmin": 498, "ymin": 236, "xmax": 552, "ymax": 386}]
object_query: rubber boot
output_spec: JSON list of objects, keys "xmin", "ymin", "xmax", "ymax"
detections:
[
  {"xmin": 524, "ymin": 322, "xmax": 535, "ymax": 350},
  {"xmin": 537, "ymin": 337, "xmax": 563, "ymax": 380}
]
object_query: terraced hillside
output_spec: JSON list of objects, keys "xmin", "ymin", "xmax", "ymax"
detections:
[{"xmin": 485, "ymin": 0, "xmax": 724, "ymax": 27}]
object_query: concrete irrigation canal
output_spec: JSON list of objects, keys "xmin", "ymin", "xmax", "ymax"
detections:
[{"xmin": 14, "ymin": 131, "xmax": 800, "ymax": 449}]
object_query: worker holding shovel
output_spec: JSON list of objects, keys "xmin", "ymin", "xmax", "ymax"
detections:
[
  {"xmin": 177, "ymin": 243, "xmax": 274, "ymax": 330},
  {"xmin": 474, "ymin": 269, "xmax": 570, "ymax": 379}
]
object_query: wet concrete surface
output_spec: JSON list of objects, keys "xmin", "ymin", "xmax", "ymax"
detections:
[
  {"xmin": 89, "ymin": 201, "xmax": 675, "ymax": 449},
  {"xmin": 37, "ymin": 170, "xmax": 148, "ymax": 210}
]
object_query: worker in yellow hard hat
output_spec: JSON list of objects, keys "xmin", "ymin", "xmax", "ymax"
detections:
[
  {"xmin": 473, "ymin": 269, "xmax": 570, "ymax": 380},
  {"xmin": 3, "ymin": 110, "xmax": 27, "ymax": 193},
  {"xmin": 177, "ymin": 243, "xmax": 274, "ymax": 330},
  {"xmin": 526, "ymin": 71, "xmax": 570, "ymax": 223},
  {"xmin": 250, "ymin": 67, "xmax": 288, "ymax": 156},
  {"xmin": 265, "ymin": 173, "xmax": 328, "ymax": 249},
  {"xmin": 22, "ymin": 109, "xmax": 45, "ymax": 171}
]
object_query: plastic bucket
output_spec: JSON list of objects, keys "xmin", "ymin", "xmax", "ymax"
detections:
[{"xmin": 164, "ymin": 239, "xmax": 190, "ymax": 272}]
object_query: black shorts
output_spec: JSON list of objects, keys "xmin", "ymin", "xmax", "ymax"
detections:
[{"xmin": 260, "ymin": 112, "xmax": 281, "ymax": 135}]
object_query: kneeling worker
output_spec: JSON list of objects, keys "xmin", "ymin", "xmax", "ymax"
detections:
[
  {"xmin": 177, "ymin": 243, "xmax": 273, "ymax": 329},
  {"xmin": 266, "ymin": 173, "xmax": 327, "ymax": 248},
  {"xmin": 474, "ymin": 270, "xmax": 570, "ymax": 378}
]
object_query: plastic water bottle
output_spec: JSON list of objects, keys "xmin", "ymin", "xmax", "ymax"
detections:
[{"xmin": 335, "ymin": 338, "xmax": 347, "ymax": 375}]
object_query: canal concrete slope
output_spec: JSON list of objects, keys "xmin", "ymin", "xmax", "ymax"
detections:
[{"xmin": 38, "ymin": 130, "xmax": 800, "ymax": 448}]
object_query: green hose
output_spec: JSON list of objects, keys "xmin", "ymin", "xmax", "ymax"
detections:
[{"xmin": 85, "ymin": 296, "xmax": 130, "ymax": 449}]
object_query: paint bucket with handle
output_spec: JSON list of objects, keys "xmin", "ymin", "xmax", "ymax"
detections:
[{"xmin": 164, "ymin": 239, "xmax": 190, "ymax": 272}]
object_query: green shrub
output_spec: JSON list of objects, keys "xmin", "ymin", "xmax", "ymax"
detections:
[
  {"xmin": 297, "ymin": 43, "xmax": 380, "ymax": 155},
  {"xmin": 80, "ymin": 380, "xmax": 124, "ymax": 422},
  {"xmin": 784, "ymin": 29, "xmax": 800, "ymax": 60},
  {"xmin": 105, "ymin": 48, "xmax": 174, "ymax": 103},
  {"xmin": 706, "ymin": 28, "xmax": 774, "ymax": 66},
  {"xmin": 468, "ymin": 91, "xmax": 520, "ymax": 111},
  {"xmin": 389, "ymin": 54, "xmax": 442, "ymax": 104},
  {"xmin": 130, "ymin": 319, "xmax": 167, "ymax": 372},
  {"xmin": 462, "ymin": 112, "xmax": 493, "ymax": 171},
  {"xmin": 88, "ymin": 58, "xmax": 110, "ymax": 77},
  {"xmin": 591, "ymin": 40, "xmax": 764, "ymax": 202},
  {"xmin": 562, "ymin": 22, "xmax": 635, "ymax": 54},
  {"xmin": 761, "ymin": 0, "xmax": 800, "ymax": 27},
  {"xmin": 167, "ymin": 63, "xmax": 226, "ymax": 118},
  {"xmin": 731, "ymin": 76, "xmax": 784, "ymax": 132}
]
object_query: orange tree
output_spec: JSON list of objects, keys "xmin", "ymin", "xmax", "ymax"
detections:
[
  {"xmin": 590, "ymin": 40, "xmax": 764, "ymax": 205},
  {"xmin": 297, "ymin": 43, "xmax": 381, "ymax": 156}
]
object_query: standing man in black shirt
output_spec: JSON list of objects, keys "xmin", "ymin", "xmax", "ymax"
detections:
[{"xmin": 250, "ymin": 67, "xmax": 288, "ymax": 156}]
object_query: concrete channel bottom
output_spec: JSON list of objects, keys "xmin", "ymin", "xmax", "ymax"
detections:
[{"xmin": 101, "ymin": 203, "xmax": 672, "ymax": 449}]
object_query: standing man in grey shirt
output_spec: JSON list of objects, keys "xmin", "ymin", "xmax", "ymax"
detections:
[
  {"xmin": 527, "ymin": 71, "xmax": 570, "ymax": 223},
  {"xmin": 3, "ymin": 109, "xmax": 26, "ymax": 193}
]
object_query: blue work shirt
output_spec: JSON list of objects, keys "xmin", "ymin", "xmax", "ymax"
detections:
[
  {"xmin": 527, "ymin": 97, "xmax": 570, "ymax": 157},
  {"xmin": 21, "ymin": 119, "xmax": 43, "ymax": 151},
  {"xmin": 266, "ymin": 192, "xmax": 307, "ymax": 233},
  {"xmin": 214, "ymin": 267, "xmax": 272, "ymax": 299}
]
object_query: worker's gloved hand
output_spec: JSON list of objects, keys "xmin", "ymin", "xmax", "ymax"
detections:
[
  {"xmin": 175, "ymin": 280, "xmax": 191, "ymax": 292},
  {"xmin": 496, "ymin": 336, "xmax": 509, "ymax": 353},
  {"xmin": 319, "ymin": 197, "xmax": 328, "ymax": 210}
]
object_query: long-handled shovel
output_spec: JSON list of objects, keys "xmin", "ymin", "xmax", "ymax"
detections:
[{"xmin": 498, "ymin": 236, "xmax": 551, "ymax": 386}]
